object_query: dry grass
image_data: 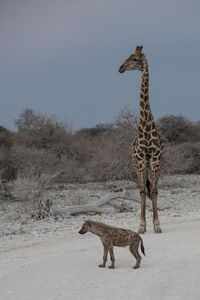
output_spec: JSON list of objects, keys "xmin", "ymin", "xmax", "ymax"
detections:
[{"xmin": 9, "ymin": 173, "xmax": 57, "ymax": 219}]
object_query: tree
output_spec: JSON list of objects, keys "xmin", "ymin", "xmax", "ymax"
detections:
[
  {"xmin": 0, "ymin": 126, "xmax": 12, "ymax": 149},
  {"xmin": 114, "ymin": 105, "xmax": 138, "ymax": 132},
  {"xmin": 157, "ymin": 115, "xmax": 196, "ymax": 144},
  {"xmin": 15, "ymin": 109, "xmax": 40, "ymax": 131}
]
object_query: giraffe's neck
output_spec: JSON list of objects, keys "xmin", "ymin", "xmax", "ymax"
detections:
[{"xmin": 139, "ymin": 56, "xmax": 154, "ymax": 128}]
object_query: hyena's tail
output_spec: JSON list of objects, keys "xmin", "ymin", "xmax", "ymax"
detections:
[{"xmin": 139, "ymin": 236, "xmax": 146, "ymax": 256}]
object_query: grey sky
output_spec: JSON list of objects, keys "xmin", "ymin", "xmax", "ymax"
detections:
[{"xmin": 1, "ymin": 0, "xmax": 200, "ymax": 130}]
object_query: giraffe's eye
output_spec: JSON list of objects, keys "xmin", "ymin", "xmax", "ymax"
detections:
[{"xmin": 134, "ymin": 58, "xmax": 139, "ymax": 62}]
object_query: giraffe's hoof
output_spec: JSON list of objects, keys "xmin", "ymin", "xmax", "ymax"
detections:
[
  {"xmin": 154, "ymin": 226, "xmax": 162, "ymax": 233},
  {"xmin": 138, "ymin": 226, "xmax": 146, "ymax": 234}
]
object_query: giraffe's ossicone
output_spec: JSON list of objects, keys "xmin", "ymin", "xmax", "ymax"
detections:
[{"xmin": 119, "ymin": 46, "xmax": 163, "ymax": 234}]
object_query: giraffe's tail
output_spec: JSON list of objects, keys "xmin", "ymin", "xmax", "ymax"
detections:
[{"xmin": 146, "ymin": 178, "xmax": 152, "ymax": 200}]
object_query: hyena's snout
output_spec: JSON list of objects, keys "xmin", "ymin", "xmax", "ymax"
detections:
[
  {"xmin": 79, "ymin": 221, "xmax": 91, "ymax": 234},
  {"xmin": 79, "ymin": 226, "xmax": 88, "ymax": 234}
]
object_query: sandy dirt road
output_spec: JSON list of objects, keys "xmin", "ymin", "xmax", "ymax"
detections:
[{"xmin": 0, "ymin": 218, "xmax": 200, "ymax": 300}]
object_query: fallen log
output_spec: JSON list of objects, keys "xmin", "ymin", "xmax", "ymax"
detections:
[
  {"xmin": 51, "ymin": 192, "xmax": 170, "ymax": 217},
  {"xmin": 52, "ymin": 193, "xmax": 142, "ymax": 217}
]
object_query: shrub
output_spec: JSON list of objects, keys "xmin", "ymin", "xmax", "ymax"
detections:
[
  {"xmin": 1, "ymin": 109, "xmax": 200, "ymax": 185},
  {"xmin": 163, "ymin": 142, "xmax": 200, "ymax": 174},
  {"xmin": 157, "ymin": 115, "xmax": 198, "ymax": 144},
  {"xmin": 9, "ymin": 173, "xmax": 57, "ymax": 219}
]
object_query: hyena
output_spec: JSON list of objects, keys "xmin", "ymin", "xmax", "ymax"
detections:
[{"xmin": 79, "ymin": 220, "xmax": 145, "ymax": 269}]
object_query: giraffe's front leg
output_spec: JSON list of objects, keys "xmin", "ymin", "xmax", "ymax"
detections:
[
  {"xmin": 138, "ymin": 191, "xmax": 147, "ymax": 234},
  {"xmin": 152, "ymin": 193, "xmax": 162, "ymax": 233},
  {"xmin": 154, "ymin": 219, "xmax": 161, "ymax": 233},
  {"xmin": 132, "ymin": 147, "xmax": 147, "ymax": 234}
]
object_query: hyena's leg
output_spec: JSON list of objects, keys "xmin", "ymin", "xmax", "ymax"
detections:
[
  {"xmin": 99, "ymin": 246, "xmax": 108, "ymax": 268},
  {"xmin": 108, "ymin": 247, "xmax": 115, "ymax": 269},
  {"xmin": 129, "ymin": 238, "xmax": 141, "ymax": 269},
  {"xmin": 100, "ymin": 233, "xmax": 114, "ymax": 269}
]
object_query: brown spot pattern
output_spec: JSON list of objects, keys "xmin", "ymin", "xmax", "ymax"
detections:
[{"xmin": 79, "ymin": 220, "xmax": 145, "ymax": 269}]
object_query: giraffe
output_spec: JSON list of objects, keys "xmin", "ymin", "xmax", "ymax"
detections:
[{"xmin": 118, "ymin": 45, "xmax": 163, "ymax": 234}]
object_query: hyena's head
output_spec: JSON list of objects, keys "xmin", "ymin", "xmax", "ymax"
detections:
[{"xmin": 79, "ymin": 220, "xmax": 92, "ymax": 234}]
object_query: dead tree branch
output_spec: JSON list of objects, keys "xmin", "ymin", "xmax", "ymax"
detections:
[{"xmin": 52, "ymin": 192, "xmax": 171, "ymax": 217}]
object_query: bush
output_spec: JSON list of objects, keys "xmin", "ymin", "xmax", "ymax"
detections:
[
  {"xmin": 84, "ymin": 132, "xmax": 136, "ymax": 181},
  {"xmin": 0, "ymin": 126, "xmax": 13, "ymax": 149},
  {"xmin": 9, "ymin": 173, "xmax": 56, "ymax": 219},
  {"xmin": 0, "ymin": 147, "xmax": 17, "ymax": 180},
  {"xmin": 163, "ymin": 142, "xmax": 200, "ymax": 174},
  {"xmin": 0, "ymin": 145, "xmax": 60, "ymax": 180},
  {"xmin": 15, "ymin": 110, "xmax": 73, "ymax": 155},
  {"xmin": 1, "ymin": 109, "xmax": 200, "ymax": 184},
  {"xmin": 157, "ymin": 115, "xmax": 199, "ymax": 144}
]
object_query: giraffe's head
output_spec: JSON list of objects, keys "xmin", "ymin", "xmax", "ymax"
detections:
[{"xmin": 118, "ymin": 45, "xmax": 144, "ymax": 73}]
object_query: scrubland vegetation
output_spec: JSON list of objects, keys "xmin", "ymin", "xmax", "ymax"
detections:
[
  {"xmin": 1, "ymin": 107, "xmax": 199, "ymax": 182},
  {"xmin": 0, "ymin": 108, "xmax": 199, "ymax": 218}
]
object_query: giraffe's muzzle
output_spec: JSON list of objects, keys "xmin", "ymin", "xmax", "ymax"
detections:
[{"xmin": 118, "ymin": 65, "xmax": 125, "ymax": 73}]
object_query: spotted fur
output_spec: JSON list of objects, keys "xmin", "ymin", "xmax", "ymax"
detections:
[
  {"xmin": 79, "ymin": 220, "xmax": 145, "ymax": 269},
  {"xmin": 119, "ymin": 46, "xmax": 163, "ymax": 234}
]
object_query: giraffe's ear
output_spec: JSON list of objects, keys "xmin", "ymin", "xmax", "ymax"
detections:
[{"xmin": 135, "ymin": 45, "xmax": 143, "ymax": 54}]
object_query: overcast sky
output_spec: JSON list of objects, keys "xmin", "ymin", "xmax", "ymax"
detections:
[{"xmin": 1, "ymin": 0, "xmax": 200, "ymax": 131}]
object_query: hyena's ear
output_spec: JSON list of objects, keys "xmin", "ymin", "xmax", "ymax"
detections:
[{"xmin": 86, "ymin": 220, "xmax": 92, "ymax": 227}]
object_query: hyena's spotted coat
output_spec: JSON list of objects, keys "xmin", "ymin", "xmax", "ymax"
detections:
[{"xmin": 79, "ymin": 220, "xmax": 145, "ymax": 269}]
